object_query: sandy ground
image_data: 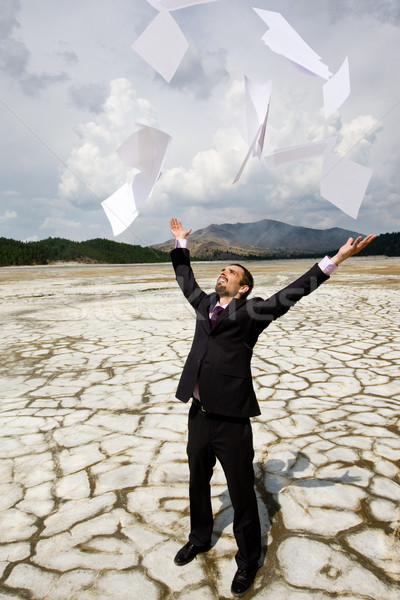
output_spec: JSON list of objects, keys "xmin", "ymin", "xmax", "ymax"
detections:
[{"xmin": 0, "ymin": 256, "xmax": 399, "ymax": 599}]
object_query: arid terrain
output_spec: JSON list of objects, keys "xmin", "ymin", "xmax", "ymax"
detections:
[{"xmin": 0, "ymin": 257, "xmax": 399, "ymax": 599}]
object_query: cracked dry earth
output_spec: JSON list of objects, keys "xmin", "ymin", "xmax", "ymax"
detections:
[{"xmin": 0, "ymin": 257, "xmax": 399, "ymax": 600}]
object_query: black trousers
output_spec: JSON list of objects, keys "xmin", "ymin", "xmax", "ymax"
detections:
[{"xmin": 187, "ymin": 401, "xmax": 261, "ymax": 570}]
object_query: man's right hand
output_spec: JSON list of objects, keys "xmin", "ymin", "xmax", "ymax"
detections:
[{"xmin": 170, "ymin": 218, "xmax": 192, "ymax": 240}]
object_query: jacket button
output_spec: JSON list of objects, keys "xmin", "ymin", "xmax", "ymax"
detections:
[{"xmin": 209, "ymin": 336, "xmax": 214, "ymax": 340}]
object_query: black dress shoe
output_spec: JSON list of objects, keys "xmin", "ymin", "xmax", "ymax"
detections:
[
  {"xmin": 174, "ymin": 541, "xmax": 211, "ymax": 566},
  {"xmin": 230, "ymin": 566, "xmax": 259, "ymax": 597}
]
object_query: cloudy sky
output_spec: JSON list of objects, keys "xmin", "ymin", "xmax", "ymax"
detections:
[{"xmin": 1, "ymin": 0, "xmax": 399, "ymax": 247}]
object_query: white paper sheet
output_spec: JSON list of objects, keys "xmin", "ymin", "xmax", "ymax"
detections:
[
  {"xmin": 117, "ymin": 124, "xmax": 171, "ymax": 180},
  {"xmin": 147, "ymin": 0, "xmax": 219, "ymax": 10},
  {"xmin": 132, "ymin": 9, "xmax": 189, "ymax": 82},
  {"xmin": 265, "ymin": 136, "xmax": 337, "ymax": 168},
  {"xmin": 320, "ymin": 151, "xmax": 373, "ymax": 218},
  {"xmin": 232, "ymin": 125, "xmax": 263, "ymax": 184},
  {"xmin": 102, "ymin": 124, "xmax": 171, "ymax": 236},
  {"xmin": 323, "ymin": 56, "xmax": 350, "ymax": 118},
  {"xmin": 118, "ymin": 123, "xmax": 171, "ymax": 212},
  {"xmin": 253, "ymin": 8, "xmax": 332, "ymax": 80},
  {"xmin": 101, "ymin": 183, "xmax": 139, "ymax": 237},
  {"xmin": 245, "ymin": 76, "xmax": 272, "ymax": 157},
  {"xmin": 233, "ymin": 77, "xmax": 272, "ymax": 183}
]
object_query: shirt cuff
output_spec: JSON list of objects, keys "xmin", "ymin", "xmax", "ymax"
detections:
[
  {"xmin": 175, "ymin": 239, "xmax": 188, "ymax": 249},
  {"xmin": 318, "ymin": 255, "xmax": 338, "ymax": 276}
]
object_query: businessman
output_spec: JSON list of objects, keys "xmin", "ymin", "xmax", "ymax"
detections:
[{"xmin": 169, "ymin": 217, "xmax": 376, "ymax": 597}]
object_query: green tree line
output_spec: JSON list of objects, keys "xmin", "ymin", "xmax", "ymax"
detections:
[
  {"xmin": 356, "ymin": 231, "xmax": 400, "ymax": 256},
  {"xmin": 0, "ymin": 237, "xmax": 170, "ymax": 267},
  {"xmin": 0, "ymin": 231, "xmax": 398, "ymax": 267}
]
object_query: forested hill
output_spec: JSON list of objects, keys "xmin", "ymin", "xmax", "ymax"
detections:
[
  {"xmin": 358, "ymin": 231, "xmax": 400, "ymax": 257},
  {"xmin": 0, "ymin": 237, "xmax": 170, "ymax": 267},
  {"xmin": 0, "ymin": 231, "xmax": 399, "ymax": 267}
]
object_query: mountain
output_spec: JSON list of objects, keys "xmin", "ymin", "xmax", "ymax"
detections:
[
  {"xmin": 1, "ymin": 227, "xmax": 397, "ymax": 267},
  {"xmin": 153, "ymin": 219, "xmax": 366, "ymax": 259}
]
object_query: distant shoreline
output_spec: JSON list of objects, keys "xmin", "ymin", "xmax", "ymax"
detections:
[
  {"xmin": 0, "ymin": 254, "xmax": 393, "ymax": 268},
  {"xmin": 1, "ymin": 254, "xmax": 397, "ymax": 270}
]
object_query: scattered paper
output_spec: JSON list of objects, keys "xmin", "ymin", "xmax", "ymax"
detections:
[
  {"xmin": 135, "ymin": 1, "xmax": 219, "ymax": 81},
  {"xmin": 320, "ymin": 151, "xmax": 373, "ymax": 218},
  {"xmin": 323, "ymin": 56, "xmax": 350, "ymax": 118},
  {"xmin": 147, "ymin": 0, "xmax": 219, "ymax": 10},
  {"xmin": 101, "ymin": 183, "xmax": 139, "ymax": 237},
  {"xmin": 132, "ymin": 9, "xmax": 189, "ymax": 82},
  {"xmin": 245, "ymin": 76, "xmax": 272, "ymax": 157},
  {"xmin": 233, "ymin": 77, "xmax": 272, "ymax": 184},
  {"xmin": 116, "ymin": 124, "xmax": 172, "ymax": 199},
  {"xmin": 265, "ymin": 136, "xmax": 337, "ymax": 168},
  {"xmin": 102, "ymin": 124, "xmax": 171, "ymax": 236},
  {"xmin": 253, "ymin": 8, "xmax": 332, "ymax": 80}
]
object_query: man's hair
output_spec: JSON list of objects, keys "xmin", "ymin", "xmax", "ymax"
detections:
[{"xmin": 231, "ymin": 264, "xmax": 254, "ymax": 298}]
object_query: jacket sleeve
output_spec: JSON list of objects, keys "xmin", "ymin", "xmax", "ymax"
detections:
[
  {"xmin": 250, "ymin": 263, "xmax": 329, "ymax": 325},
  {"xmin": 170, "ymin": 247, "xmax": 207, "ymax": 311}
]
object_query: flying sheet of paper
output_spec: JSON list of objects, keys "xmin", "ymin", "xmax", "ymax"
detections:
[
  {"xmin": 118, "ymin": 123, "xmax": 171, "ymax": 212},
  {"xmin": 245, "ymin": 77, "xmax": 272, "ymax": 157},
  {"xmin": 147, "ymin": 0, "xmax": 219, "ymax": 10},
  {"xmin": 323, "ymin": 57, "xmax": 350, "ymax": 118},
  {"xmin": 132, "ymin": 9, "xmax": 189, "ymax": 82},
  {"xmin": 265, "ymin": 136, "xmax": 337, "ymax": 168},
  {"xmin": 102, "ymin": 124, "xmax": 171, "ymax": 236},
  {"xmin": 101, "ymin": 183, "xmax": 139, "ymax": 237},
  {"xmin": 320, "ymin": 151, "xmax": 373, "ymax": 218},
  {"xmin": 253, "ymin": 8, "xmax": 332, "ymax": 80},
  {"xmin": 116, "ymin": 124, "xmax": 172, "ymax": 194},
  {"xmin": 233, "ymin": 77, "xmax": 272, "ymax": 184}
]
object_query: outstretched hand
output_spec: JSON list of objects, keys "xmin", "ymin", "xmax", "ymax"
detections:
[
  {"xmin": 331, "ymin": 234, "xmax": 377, "ymax": 265},
  {"xmin": 170, "ymin": 218, "xmax": 192, "ymax": 240}
]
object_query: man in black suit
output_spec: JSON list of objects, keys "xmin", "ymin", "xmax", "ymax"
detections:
[{"xmin": 169, "ymin": 217, "xmax": 376, "ymax": 597}]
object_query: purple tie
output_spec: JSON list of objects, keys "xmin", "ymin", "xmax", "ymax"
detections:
[{"xmin": 210, "ymin": 304, "xmax": 224, "ymax": 327}]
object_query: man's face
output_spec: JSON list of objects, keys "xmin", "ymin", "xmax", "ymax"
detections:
[{"xmin": 215, "ymin": 265, "xmax": 248, "ymax": 298}]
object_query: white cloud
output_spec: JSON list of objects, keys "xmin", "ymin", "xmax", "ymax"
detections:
[
  {"xmin": 150, "ymin": 74, "xmax": 390, "ymax": 240},
  {"xmin": 58, "ymin": 78, "xmax": 158, "ymax": 206},
  {"xmin": 40, "ymin": 216, "xmax": 81, "ymax": 231},
  {"xmin": 335, "ymin": 114, "xmax": 380, "ymax": 161},
  {"xmin": 161, "ymin": 127, "xmax": 242, "ymax": 201},
  {"xmin": 0, "ymin": 209, "xmax": 17, "ymax": 222},
  {"xmin": 0, "ymin": 0, "xmax": 398, "ymax": 244}
]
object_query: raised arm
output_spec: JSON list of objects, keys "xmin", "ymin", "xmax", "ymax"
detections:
[
  {"xmin": 170, "ymin": 218, "xmax": 207, "ymax": 312},
  {"xmin": 250, "ymin": 233, "xmax": 377, "ymax": 331},
  {"xmin": 330, "ymin": 234, "xmax": 377, "ymax": 266}
]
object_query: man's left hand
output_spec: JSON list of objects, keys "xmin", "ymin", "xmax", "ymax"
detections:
[{"xmin": 331, "ymin": 234, "xmax": 377, "ymax": 265}]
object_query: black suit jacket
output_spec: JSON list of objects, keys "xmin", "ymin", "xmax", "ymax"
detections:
[{"xmin": 171, "ymin": 247, "xmax": 329, "ymax": 418}]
